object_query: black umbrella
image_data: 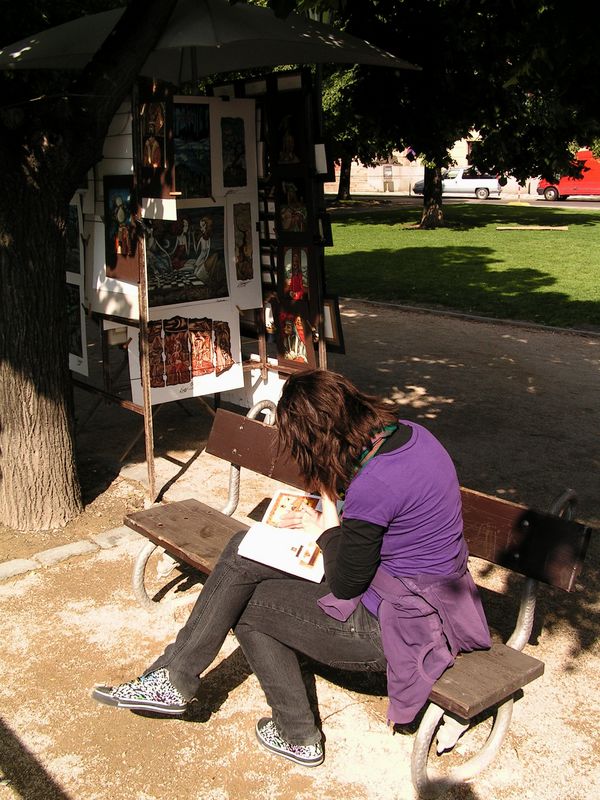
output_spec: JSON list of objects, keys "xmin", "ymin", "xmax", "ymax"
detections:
[{"xmin": 0, "ymin": 0, "xmax": 417, "ymax": 83}]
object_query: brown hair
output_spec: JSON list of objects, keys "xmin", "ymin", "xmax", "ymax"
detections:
[{"xmin": 276, "ymin": 369, "xmax": 398, "ymax": 496}]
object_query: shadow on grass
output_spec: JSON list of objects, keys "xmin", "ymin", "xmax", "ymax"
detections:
[
  {"xmin": 330, "ymin": 202, "xmax": 600, "ymax": 230},
  {"xmin": 325, "ymin": 245, "xmax": 600, "ymax": 328}
]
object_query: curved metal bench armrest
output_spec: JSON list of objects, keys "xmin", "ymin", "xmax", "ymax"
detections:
[{"xmin": 220, "ymin": 400, "xmax": 278, "ymax": 517}]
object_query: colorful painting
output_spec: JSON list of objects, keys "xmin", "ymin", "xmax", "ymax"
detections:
[
  {"xmin": 145, "ymin": 205, "xmax": 228, "ymax": 307},
  {"xmin": 139, "ymin": 101, "xmax": 169, "ymax": 198},
  {"xmin": 173, "ymin": 101, "xmax": 211, "ymax": 199},
  {"xmin": 103, "ymin": 175, "xmax": 139, "ymax": 284},
  {"xmin": 221, "ymin": 116, "xmax": 247, "ymax": 187},
  {"xmin": 282, "ymin": 247, "xmax": 309, "ymax": 301},
  {"xmin": 127, "ymin": 302, "xmax": 243, "ymax": 405},
  {"xmin": 278, "ymin": 310, "xmax": 310, "ymax": 364},
  {"xmin": 278, "ymin": 179, "xmax": 308, "ymax": 234}
]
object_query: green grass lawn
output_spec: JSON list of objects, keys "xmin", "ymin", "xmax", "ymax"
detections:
[{"xmin": 325, "ymin": 202, "xmax": 600, "ymax": 329}]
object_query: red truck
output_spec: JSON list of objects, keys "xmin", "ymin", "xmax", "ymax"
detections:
[{"xmin": 537, "ymin": 149, "xmax": 600, "ymax": 200}]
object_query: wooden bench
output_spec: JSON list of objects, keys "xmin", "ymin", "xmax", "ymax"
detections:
[{"xmin": 124, "ymin": 405, "xmax": 593, "ymax": 798}]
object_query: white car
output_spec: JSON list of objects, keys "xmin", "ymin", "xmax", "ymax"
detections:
[{"xmin": 413, "ymin": 167, "xmax": 502, "ymax": 199}]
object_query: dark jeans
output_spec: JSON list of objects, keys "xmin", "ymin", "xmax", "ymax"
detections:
[{"xmin": 146, "ymin": 530, "xmax": 387, "ymax": 745}]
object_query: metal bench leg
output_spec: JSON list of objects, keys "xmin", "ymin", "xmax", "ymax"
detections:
[
  {"xmin": 132, "ymin": 540, "xmax": 179, "ymax": 610},
  {"xmin": 411, "ymin": 698, "xmax": 514, "ymax": 798}
]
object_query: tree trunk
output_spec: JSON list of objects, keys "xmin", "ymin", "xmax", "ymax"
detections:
[
  {"xmin": 420, "ymin": 165, "xmax": 445, "ymax": 228},
  {"xmin": 0, "ymin": 0, "xmax": 179, "ymax": 532},
  {"xmin": 0, "ymin": 177, "xmax": 82, "ymax": 530},
  {"xmin": 337, "ymin": 155, "xmax": 353, "ymax": 200}
]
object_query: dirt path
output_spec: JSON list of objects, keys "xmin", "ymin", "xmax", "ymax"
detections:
[{"xmin": 0, "ymin": 301, "xmax": 598, "ymax": 799}]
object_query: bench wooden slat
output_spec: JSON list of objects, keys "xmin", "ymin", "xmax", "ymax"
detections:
[
  {"xmin": 206, "ymin": 409, "xmax": 306, "ymax": 489},
  {"xmin": 461, "ymin": 488, "xmax": 591, "ymax": 591},
  {"xmin": 429, "ymin": 642, "xmax": 544, "ymax": 718},
  {"xmin": 125, "ymin": 499, "xmax": 245, "ymax": 576}
]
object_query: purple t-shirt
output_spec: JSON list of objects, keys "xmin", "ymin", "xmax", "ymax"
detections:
[{"xmin": 342, "ymin": 420, "xmax": 465, "ymax": 615}]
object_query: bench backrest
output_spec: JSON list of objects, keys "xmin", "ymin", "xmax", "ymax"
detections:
[
  {"xmin": 206, "ymin": 408, "xmax": 306, "ymax": 488},
  {"xmin": 460, "ymin": 488, "xmax": 591, "ymax": 592},
  {"xmin": 206, "ymin": 409, "xmax": 592, "ymax": 592}
]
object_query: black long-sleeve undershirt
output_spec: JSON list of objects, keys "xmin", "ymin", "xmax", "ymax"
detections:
[
  {"xmin": 316, "ymin": 423, "xmax": 412, "ymax": 599},
  {"xmin": 317, "ymin": 518, "xmax": 386, "ymax": 598}
]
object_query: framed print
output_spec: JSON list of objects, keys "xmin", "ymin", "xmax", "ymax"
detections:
[
  {"xmin": 314, "ymin": 143, "xmax": 335, "ymax": 182},
  {"xmin": 323, "ymin": 295, "xmax": 345, "ymax": 354},
  {"xmin": 317, "ymin": 212, "xmax": 333, "ymax": 247},
  {"xmin": 214, "ymin": 99, "xmax": 257, "ymax": 196},
  {"xmin": 65, "ymin": 196, "xmax": 88, "ymax": 375},
  {"xmin": 127, "ymin": 301, "xmax": 244, "ymax": 405},
  {"xmin": 270, "ymin": 90, "xmax": 308, "ymax": 168},
  {"xmin": 66, "ymin": 280, "xmax": 88, "ymax": 374},
  {"xmin": 221, "ymin": 115, "xmax": 247, "ymax": 188},
  {"xmin": 276, "ymin": 177, "xmax": 310, "ymax": 237},
  {"xmin": 281, "ymin": 246, "xmax": 309, "ymax": 303},
  {"xmin": 145, "ymin": 202, "xmax": 229, "ymax": 308},
  {"xmin": 65, "ymin": 202, "xmax": 83, "ymax": 275},
  {"xmin": 139, "ymin": 100, "xmax": 171, "ymax": 200},
  {"xmin": 103, "ymin": 175, "xmax": 140, "ymax": 285},
  {"xmin": 226, "ymin": 194, "xmax": 262, "ymax": 310},
  {"xmin": 91, "ymin": 216, "xmax": 139, "ymax": 319},
  {"xmin": 173, "ymin": 97, "xmax": 213, "ymax": 199},
  {"xmin": 276, "ymin": 306, "xmax": 317, "ymax": 370}
]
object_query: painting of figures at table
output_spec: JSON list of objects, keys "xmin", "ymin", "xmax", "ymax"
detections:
[
  {"xmin": 103, "ymin": 176, "xmax": 139, "ymax": 284},
  {"xmin": 144, "ymin": 205, "xmax": 228, "ymax": 307},
  {"xmin": 127, "ymin": 302, "xmax": 244, "ymax": 405},
  {"xmin": 173, "ymin": 101, "xmax": 211, "ymax": 199},
  {"xmin": 221, "ymin": 116, "xmax": 247, "ymax": 188}
]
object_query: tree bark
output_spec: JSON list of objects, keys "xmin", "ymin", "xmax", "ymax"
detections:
[
  {"xmin": 0, "ymin": 0, "xmax": 178, "ymax": 531},
  {"xmin": 337, "ymin": 154, "xmax": 353, "ymax": 200},
  {"xmin": 420, "ymin": 165, "xmax": 445, "ymax": 229},
  {"xmin": 0, "ymin": 172, "xmax": 82, "ymax": 529}
]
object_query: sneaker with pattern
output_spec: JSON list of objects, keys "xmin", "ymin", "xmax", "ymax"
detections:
[
  {"xmin": 255, "ymin": 717, "xmax": 324, "ymax": 767},
  {"xmin": 92, "ymin": 668, "xmax": 188, "ymax": 715}
]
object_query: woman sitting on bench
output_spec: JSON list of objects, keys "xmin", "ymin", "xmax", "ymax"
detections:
[{"xmin": 92, "ymin": 369, "xmax": 490, "ymax": 768}]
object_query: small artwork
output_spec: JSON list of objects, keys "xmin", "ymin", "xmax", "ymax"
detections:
[
  {"xmin": 277, "ymin": 112, "xmax": 302, "ymax": 164},
  {"xmin": 65, "ymin": 204, "xmax": 82, "ymax": 275},
  {"xmin": 270, "ymin": 90, "xmax": 307, "ymax": 168},
  {"xmin": 145, "ymin": 205, "xmax": 229, "ymax": 307},
  {"xmin": 66, "ymin": 277, "xmax": 88, "ymax": 375},
  {"xmin": 173, "ymin": 100, "xmax": 211, "ymax": 199},
  {"xmin": 103, "ymin": 175, "xmax": 139, "ymax": 284},
  {"xmin": 147, "ymin": 320, "xmax": 166, "ymax": 388},
  {"xmin": 66, "ymin": 282, "xmax": 83, "ymax": 359},
  {"xmin": 140, "ymin": 101, "xmax": 169, "ymax": 199},
  {"xmin": 323, "ymin": 295, "xmax": 345, "ymax": 354},
  {"xmin": 232, "ymin": 201, "xmax": 254, "ymax": 281},
  {"xmin": 144, "ymin": 315, "xmax": 234, "ymax": 391},
  {"xmin": 278, "ymin": 179, "xmax": 308, "ymax": 234},
  {"xmin": 163, "ymin": 316, "xmax": 192, "ymax": 386},
  {"xmin": 129, "ymin": 304, "xmax": 243, "ymax": 405},
  {"xmin": 189, "ymin": 317, "xmax": 214, "ymax": 377},
  {"xmin": 221, "ymin": 117, "xmax": 247, "ymax": 187},
  {"xmin": 282, "ymin": 247, "xmax": 309, "ymax": 302},
  {"xmin": 278, "ymin": 310, "xmax": 310, "ymax": 365}
]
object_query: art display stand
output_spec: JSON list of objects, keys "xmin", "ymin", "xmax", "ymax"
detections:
[{"xmin": 69, "ymin": 69, "xmax": 343, "ymax": 501}]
